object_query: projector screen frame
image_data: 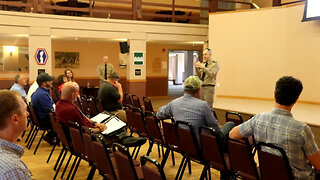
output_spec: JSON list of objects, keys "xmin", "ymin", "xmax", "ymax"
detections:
[{"xmin": 302, "ymin": 0, "xmax": 320, "ymax": 22}]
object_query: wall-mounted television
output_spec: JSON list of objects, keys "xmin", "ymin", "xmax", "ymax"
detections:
[{"xmin": 302, "ymin": 0, "xmax": 320, "ymax": 22}]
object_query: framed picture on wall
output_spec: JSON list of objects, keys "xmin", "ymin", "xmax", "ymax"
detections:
[{"xmin": 55, "ymin": 52, "xmax": 79, "ymax": 68}]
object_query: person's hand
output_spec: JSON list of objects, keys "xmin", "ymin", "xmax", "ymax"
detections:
[
  {"xmin": 114, "ymin": 81, "xmax": 122, "ymax": 89},
  {"xmin": 198, "ymin": 62, "xmax": 205, "ymax": 69},
  {"xmin": 194, "ymin": 61, "xmax": 200, "ymax": 68},
  {"xmin": 96, "ymin": 123, "xmax": 107, "ymax": 132}
]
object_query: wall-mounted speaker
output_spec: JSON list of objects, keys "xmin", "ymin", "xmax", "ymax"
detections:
[{"xmin": 119, "ymin": 41, "xmax": 129, "ymax": 54}]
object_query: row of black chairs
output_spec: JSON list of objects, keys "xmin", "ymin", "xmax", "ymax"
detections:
[
  {"xmin": 122, "ymin": 93, "xmax": 293, "ymax": 180},
  {"xmin": 50, "ymin": 111, "xmax": 166, "ymax": 180}
]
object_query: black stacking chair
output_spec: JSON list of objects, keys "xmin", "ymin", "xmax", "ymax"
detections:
[
  {"xmin": 257, "ymin": 142, "xmax": 293, "ymax": 180},
  {"xmin": 141, "ymin": 155, "xmax": 166, "ymax": 180},
  {"xmin": 225, "ymin": 111, "xmax": 243, "ymax": 126}
]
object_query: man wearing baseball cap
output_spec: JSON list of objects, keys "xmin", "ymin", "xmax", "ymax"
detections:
[
  {"xmin": 157, "ymin": 75, "xmax": 234, "ymax": 144},
  {"xmin": 31, "ymin": 73, "xmax": 56, "ymax": 145}
]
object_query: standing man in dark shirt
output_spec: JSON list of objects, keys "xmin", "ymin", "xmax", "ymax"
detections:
[
  {"xmin": 98, "ymin": 72, "xmax": 126, "ymax": 122},
  {"xmin": 31, "ymin": 73, "xmax": 56, "ymax": 144}
]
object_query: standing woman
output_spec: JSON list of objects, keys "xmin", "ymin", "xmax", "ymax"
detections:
[{"xmin": 65, "ymin": 69, "xmax": 75, "ymax": 82}]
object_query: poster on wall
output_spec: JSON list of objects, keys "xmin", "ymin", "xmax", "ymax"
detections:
[
  {"xmin": 55, "ymin": 52, "xmax": 79, "ymax": 68},
  {"xmin": 133, "ymin": 51, "xmax": 144, "ymax": 66}
]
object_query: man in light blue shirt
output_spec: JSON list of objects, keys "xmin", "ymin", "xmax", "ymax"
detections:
[{"xmin": 10, "ymin": 74, "xmax": 27, "ymax": 99}]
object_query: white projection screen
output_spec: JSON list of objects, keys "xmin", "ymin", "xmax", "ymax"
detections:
[{"xmin": 302, "ymin": 0, "xmax": 320, "ymax": 21}]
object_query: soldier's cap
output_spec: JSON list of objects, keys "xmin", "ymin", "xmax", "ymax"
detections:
[{"xmin": 184, "ymin": 76, "xmax": 201, "ymax": 91}]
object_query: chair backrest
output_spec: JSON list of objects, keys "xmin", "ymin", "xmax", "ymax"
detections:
[
  {"xmin": 132, "ymin": 107, "xmax": 148, "ymax": 137},
  {"xmin": 49, "ymin": 112, "xmax": 58, "ymax": 133},
  {"xmin": 228, "ymin": 139, "xmax": 259, "ymax": 180},
  {"xmin": 199, "ymin": 127, "xmax": 228, "ymax": 172},
  {"xmin": 92, "ymin": 135, "xmax": 117, "ymax": 180},
  {"xmin": 162, "ymin": 120, "xmax": 179, "ymax": 147},
  {"xmin": 140, "ymin": 155, "xmax": 166, "ymax": 180},
  {"xmin": 144, "ymin": 113, "xmax": 164, "ymax": 145},
  {"xmin": 124, "ymin": 105, "xmax": 135, "ymax": 130},
  {"xmin": 87, "ymin": 96, "xmax": 99, "ymax": 117},
  {"xmin": 68, "ymin": 121, "xmax": 86, "ymax": 157},
  {"xmin": 80, "ymin": 95, "xmax": 91, "ymax": 116},
  {"xmin": 143, "ymin": 96, "xmax": 154, "ymax": 114},
  {"xmin": 56, "ymin": 121, "xmax": 73, "ymax": 151},
  {"xmin": 112, "ymin": 143, "xmax": 139, "ymax": 180},
  {"xmin": 29, "ymin": 103, "xmax": 40, "ymax": 126},
  {"xmin": 81, "ymin": 126, "xmax": 96, "ymax": 163},
  {"xmin": 176, "ymin": 121, "xmax": 201, "ymax": 158},
  {"xmin": 257, "ymin": 142, "xmax": 293, "ymax": 180},
  {"xmin": 123, "ymin": 93, "xmax": 133, "ymax": 108},
  {"xmin": 95, "ymin": 98, "xmax": 104, "ymax": 113},
  {"xmin": 51, "ymin": 87, "xmax": 60, "ymax": 103},
  {"xmin": 225, "ymin": 111, "xmax": 243, "ymax": 126},
  {"xmin": 131, "ymin": 94, "xmax": 142, "ymax": 109},
  {"xmin": 74, "ymin": 97, "xmax": 83, "ymax": 112}
]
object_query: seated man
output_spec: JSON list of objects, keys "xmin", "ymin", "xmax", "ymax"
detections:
[
  {"xmin": 56, "ymin": 82, "xmax": 107, "ymax": 134},
  {"xmin": 56, "ymin": 82, "xmax": 145, "ymax": 146},
  {"xmin": 157, "ymin": 75, "xmax": 234, "ymax": 144},
  {"xmin": 229, "ymin": 76, "xmax": 320, "ymax": 179},
  {"xmin": 0, "ymin": 90, "xmax": 31, "ymax": 179},
  {"xmin": 10, "ymin": 74, "xmax": 27, "ymax": 99},
  {"xmin": 31, "ymin": 73, "xmax": 56, "ymax": 145},
  {"xmin": 98, "ymin": 72, "xmax": 126, "ymax": 122}
]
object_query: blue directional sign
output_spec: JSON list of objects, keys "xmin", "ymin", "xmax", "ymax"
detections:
[{"xmin": 34, "ymin": 48, "xmax": 48, "ymax": 65}]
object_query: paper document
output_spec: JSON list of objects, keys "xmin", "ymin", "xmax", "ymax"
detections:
[
  {"xmin": 101, "ymin": 116, "xmax": 126, "ymax": 135},
  {"xmin": 91, "ymin": 113, "xmax": 110, "ymax": 123}
]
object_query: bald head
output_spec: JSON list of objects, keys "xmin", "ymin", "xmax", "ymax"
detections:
[
  {"xmin": 61, "ymin": 82, "xmax": 79, "ymax": 102},
  {"xmin": 103, "ymin": 56, "xmax": 109, "ymax": 64}
]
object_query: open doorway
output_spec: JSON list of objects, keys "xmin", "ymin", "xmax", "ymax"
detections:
[{"xmin": 168, "ymin": 50, "xmax": 200, "ymax": 97}]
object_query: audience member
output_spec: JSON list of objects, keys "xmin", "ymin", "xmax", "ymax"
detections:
[
  {"xmin": 56, "ymin": 82, "xmax": 145, "ymax": 146},
  {"xmin": 10, "ymin": 74, "xmax": 27, "ymax": 99},
  {"xmin": 56, "ymin": 82, "xmax": 107, "ymax": 133},
  {"xmin": 98, "ymin": 72, "xmax": 126, "ymax": 122},
  {"xmin": 57, "ymin": 74, "xmax": 67, "ymax": 93},
  {"xmin": 194, "ymin": 48, "xmax": 219, "ymax": 107},
  {"xmin": 229, "ymin": 76, "xmax": 320, "ymax": 179},
  {"xmin": 97, "ymin": 55, "xmax": 114, "ymax": 87},
  {"xmin": 0, "ymin": 90, "xmax": 31, "ymax": 179},
  {"xmin": 157, "ymin": 75, "xmax": 234, "ymax": 143},
  {"xmin": 26, "ymin": 80, "xmax": 38, "ymax": 103},
  {"xmin": 31, "ymin": 73, "xmax": 56, "ymax": 145},
  {"xmin": 64, "ymin": 69, "xmax": 75, "ymax": 82}
]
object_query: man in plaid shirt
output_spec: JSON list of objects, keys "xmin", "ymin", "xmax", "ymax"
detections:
[
  {"xmin": 229, "ymin": 76, "xmax": 320, "ymax": 179},
  {"xmin": 0, "ymin": 90, "xmax": 31, "ymax": 179}
]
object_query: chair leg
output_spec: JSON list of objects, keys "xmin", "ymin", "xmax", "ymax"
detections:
[
  {"xmin": 157, "ymin": 144, "xmax": 161, "ymax": 158},
  {"xmin": 47, "ymin": 143, "xmax": 57, "ymax": 163},
  {"xmin": 66, "ymin": 156, "xmax": 79, "ymax": 180},
  {"xmin": 61, "ymin": 153, "xmax": 73, "ymax": 178},
  {"xmin": 134, "ymin": 146, "xmax": 141, "ymax": 159},
  {"xmin": 171, "ymin": 149, "xmax": 175, "ymax": 166},
  {"xmin": 146, "ymin": 141, "xmax": 154, "ymax": 156},
  {"xmin": 87, "ymin": 166, "xmax": 96, "ymax": 180},
  {"xmin": 54, "ymin": 148, "xmax": 65, "ymax": 170},
  {"xmin": 188, "ymin": 158, "xmax": 192, "ymax": 174},
  {"xmin": 178, "ymin": 157, "xmax": 188, "ymax": 180},
  {"xmin": 53, "ymin": 150, "xmax": 68, "ymax": 180},
  {"xmin": 26, "ymin": 126, "xmax": 37, "ymax": 148},
  {"xmin": 161, "ymin": 148, "xmax": 170, "ymax": 168},
  {"xmin": 27, "ymin": 127, "xmax": 39, "ymax": 149},
  {"xmin": 200, "ymin": 165, "xmax": 208, "ymax": 180},
  {"xmin": 25, "ymin": 124, "xmax": 35, "ymax": 143},
  {"xmin": 69, "ymin": 157, "xmax": 81, "ymax": 180},
  {"xmin": 33, "ymin": 130, "xmax": 46, "ymax": 155},
  {"xmin": 208, "ymin": 167, "xmax": 211, "ymax": 180},
  {"xmin": 175, "ymin": 157, "xmax": 186, "ymax": 180},
  {"xmin": 131, "ymin": 146, "xmax": 137, "ymax": 157}
]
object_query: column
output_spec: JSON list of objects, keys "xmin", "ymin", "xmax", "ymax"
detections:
[
  {"xmin": 126, "ymin": 32, "xmax": 147, "ymax": 98},
  {"xmin": 28, "ymin": 27, "xmax": 52, "ymax": 81}
]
